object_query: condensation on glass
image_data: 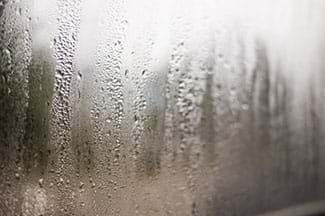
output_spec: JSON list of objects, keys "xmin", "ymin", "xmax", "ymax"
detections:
[{"xmin": 1, "ymin": 0, "xmax": 325, "ymax": 215}]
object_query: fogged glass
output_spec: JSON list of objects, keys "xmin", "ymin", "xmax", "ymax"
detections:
[{"xmin": 1, "ymin": 0, "xmax": 325, "ymax": 215}]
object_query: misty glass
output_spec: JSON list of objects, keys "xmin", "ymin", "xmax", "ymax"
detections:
[{"xmin": 1, "ymin": 0, "xmax": 325, "ymax": 215}]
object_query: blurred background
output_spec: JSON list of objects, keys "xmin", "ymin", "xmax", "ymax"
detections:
[{"xmin": 1, "ymin": 0, "xmax": 325, "ymax": 215}]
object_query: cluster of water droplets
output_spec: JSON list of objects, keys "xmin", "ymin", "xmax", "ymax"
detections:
[{"xmin": 1, "ymin": 0, "xmax": 325, "ymax": 215}]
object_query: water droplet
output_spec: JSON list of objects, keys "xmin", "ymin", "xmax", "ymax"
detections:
[
  {"xmin": 77, "ymin": 71, "xmax": 82, "ymax": 80},
  {"xmin": 38, "ymin": 178, "xmax": 44, "ymax": 187}
]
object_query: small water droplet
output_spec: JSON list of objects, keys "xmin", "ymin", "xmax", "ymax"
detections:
[
  {"xmin": 77, "ymin": 71, "xmax": 82, "ymax": 80},
  {"xmin": 38, "ymin": 178, "xmax": 44, "ymax": 187}
]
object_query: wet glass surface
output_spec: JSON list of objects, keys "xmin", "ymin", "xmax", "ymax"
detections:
[{"xmin": 1, "ymin": 0, "xmax": 325, "ymax": 215}]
